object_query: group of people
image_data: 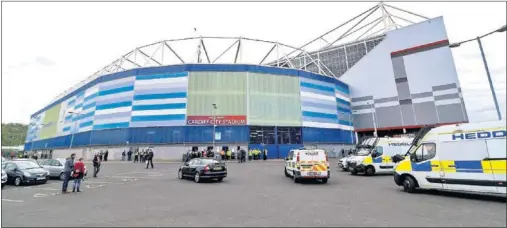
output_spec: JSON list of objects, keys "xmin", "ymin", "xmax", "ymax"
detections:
[
  {"xmin": 120, "ymin": 147, "xmax": 153, "ymax": 165},
  {"xmin": 61, "ymin": 153, "xmax": 86, "ymax": 194},
  {"xmin": 248, "ymin": 149, "xmax": 268, "ymax": 161}
]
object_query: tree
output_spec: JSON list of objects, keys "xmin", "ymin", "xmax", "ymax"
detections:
[{"xmin": 1, "ymin": 123, "xmax": 28, "ymax": 146}]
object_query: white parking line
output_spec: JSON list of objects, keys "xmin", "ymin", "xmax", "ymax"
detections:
[{"xmin": 2, "ymin": 199, "xmax": 24, "ymax": 203}]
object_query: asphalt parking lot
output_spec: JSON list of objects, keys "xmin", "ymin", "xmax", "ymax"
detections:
[{"xmin": 1, "ymin": 160, "xmax": 506, "ymax": 227}]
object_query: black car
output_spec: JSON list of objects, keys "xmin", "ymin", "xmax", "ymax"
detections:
[
  {"xmin": 1, "ymin": 160, "xmax": 49, "ymax": 186},
  {"xmin": 178, "ymin": 158, "xmax": 227, "ymax": 183}
]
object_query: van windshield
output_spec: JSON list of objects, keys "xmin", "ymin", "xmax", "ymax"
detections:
[{"xmin": 356, "ymin": 149, "xmax": 371, "ymax": 156}]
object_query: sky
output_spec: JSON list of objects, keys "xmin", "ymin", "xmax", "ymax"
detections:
[{"xmin": 1, "ymin": 1, "xmax": 506, "ymax": 125}]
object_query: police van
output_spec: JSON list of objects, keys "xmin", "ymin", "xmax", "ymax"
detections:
[
  {"xmin": 284, "ymin": 149, "xmax": 330, "ymax": 183},
  {"xmin": 393, "ymin": 120, "xmax": 506, "ymax": 196},
  {"xmin": 338, "ymin": 138, "xmax": 376, "ymax": 171},
  {"xmin": 347, "ymin": 137, "xmax": 414, "ymax": 176}
]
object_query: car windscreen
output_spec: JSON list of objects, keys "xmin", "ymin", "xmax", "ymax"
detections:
[{"xmin": 14, "ymin": 161, "xmax": 41, "ymax": 170}]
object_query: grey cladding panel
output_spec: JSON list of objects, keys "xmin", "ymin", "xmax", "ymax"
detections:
[
  {"xmin": 435, "ymin": 93, "xmax": 460, "ymax": 101},
  {"xmin": 351, "ymin": 96, "xmax": 373, "ymax": 102},
  {"xmin": 374, "ymin": 96, "xmax": 398, "ymax": 103},
  {"xmin": 433, "ymin": 83, "xmax": 457, "ymax": 91},
  {"xmin": 375, "ymin": 106, "xmax": 403, "ymax": 128},
  {"xmin": 391, "ymin": 57, "xmax": 407, "ymax": 79},
  {"xmin": 437, "ymin": 103, "xmax": 466, "ymax": 123},
  {"xmin": 413, "ymin": 102, "xmax": 439, "ymax": 125},
  {"xmin": 396, "ymin": 81, "xmax": 412, "ymax": 100},
  {"xmin": 400, "ymin": 104, "xmax": 417, "ymax": 126},
  {"xmin": 353, "ymin": 113, "xmax": 374, "ymax": 129},
  {"xmin": 411, "ymin": 92, "xmax": 433, "ymax": 99}
]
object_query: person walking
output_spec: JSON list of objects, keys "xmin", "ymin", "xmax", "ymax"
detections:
[
  {"xmin": 263, "ymin": 149, "xmax": 268, "ymax": 161},
  {"xmin": 145, "ymin": 148, "xmax": 154, "ymax": 169},
  {"xmin": 62, "ymin": 153, "xmax": 76, "ymax": 194},
  {"xmin": 104, "ymin": 149, "xmax": 109, "ymax": 162},
  {"xmin": 93, "ymin": 153, "xmax": 101, "ymax": 178},
  {"xmin": 72, "ymin": 158, "xmax": 85, "ymax": 192}
]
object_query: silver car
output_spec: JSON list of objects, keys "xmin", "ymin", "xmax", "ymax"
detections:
[{"xmin": 38, "ymin": 158, "xmax": 87, "ymax": 180}]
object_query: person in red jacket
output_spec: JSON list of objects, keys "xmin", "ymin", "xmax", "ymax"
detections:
[{"xmin": 72, "ymin": 158, "xmax": 85, "ymax": 192}]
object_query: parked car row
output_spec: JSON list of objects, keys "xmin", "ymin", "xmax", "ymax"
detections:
[{"xmin": 1, "ymin": 158, "xmax": 88, "ymax": 188}]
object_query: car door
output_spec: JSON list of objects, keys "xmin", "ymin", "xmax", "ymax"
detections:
[
  {"xmin": 183, "ymin": 160, "xmax": 194, "ymax": 175},
  {"xmin": 4, "ymin": 163, "xmax": 18, "ymax": 182},
  {"xmin": 286, "ymin": 151, "xmax": 293, "ymax": 171},
  {"xmin": 189, "ymin": 159, "xmax": 201, "ymax": 173}
]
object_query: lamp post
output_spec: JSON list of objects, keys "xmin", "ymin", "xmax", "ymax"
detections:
[
  {"xmin": 212, "ymin": 104, "xmax": 218, "ymax": 153},
  {"xmin": 368, "ymin": 101, "xmax": 378, "ymax": 137},
  {"xmin": 68, "ymin": 110, "xmax": 81, "ymax": 149},
  {"xmin": 449, "ymin": 25, "xmax": 506, "ymax": 121}
]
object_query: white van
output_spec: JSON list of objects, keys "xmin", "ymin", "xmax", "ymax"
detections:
[
  {"xmin": 347, "ymin": 137, "xmax": 414, "ymax": 176},
  {"xmin": 338, "ymin": 138, "xmax": 377, "ymax": 171},
  {"xmin": 284, "ymin": 149, "xmax": 330, "ymax": 183},
  {"xmin": 393, "ymin": 120, "xmax": 506, "ymax": 196}
]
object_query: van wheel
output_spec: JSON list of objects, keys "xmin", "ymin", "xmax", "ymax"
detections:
[
  {"xmin": 321, "ymin": 178, "xmax": 328, "ymax": 184},
  {"xmin": 365, "ymin": 166, "xmax": 375, "ymax": 176},
  {"xmin": 178, "ymin": 169, "xmax": 183, "ymax": 179},
  {"xmin": 403, "ymin": 176, "xmax": 417, "ymax": 193},
  {"xmin": 284, "ymin": 168, "xmax": 290, "ymax": 177},
  {"xmin": 293, "ymin": 175, "xmax": 299, "ymax": 183}
]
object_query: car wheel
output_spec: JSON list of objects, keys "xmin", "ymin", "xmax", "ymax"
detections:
[
  {"xmin": 217, "ymin": 177, "xmax": 224, "ymax": 182},
  {"xmin": 284, "ymin": 168, "xmax": 290, "ymax": 177},
  {"xmin": 194, "ymin": 172, "xmax": 201, "ymax": 183},
  {"xmin": 403, "ymin": 176, "xmax": 417, "ymax": 193},
  {"xmin": 178, "ymin": 169, "xmax": 183, "ymax": 179},
  {"xmin": 14, "ymin": 177, "xmax": 22, "ymax": 186},
  {"xmin": 59, "ymin": 173, "xmax": 66, "ymax": 181},
  {"xmin": 365, "ymin": 166, "xmax": 375, "ymax": 176},
  {"xmin": 341, "ymin": 168, "xmax": 348, "ymax": 172},
  {"xmin": 350, "ymin": 169, "xmax": 357, "ymax": 175},
  {"xmin": 321, "ymin": 178, "xmax": 328, "ymax": 184}
]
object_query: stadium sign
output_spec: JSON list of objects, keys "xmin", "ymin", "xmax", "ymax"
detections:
[{"xmin": 187, "ymin": 116, "xmax": 247, "ymax": 125}]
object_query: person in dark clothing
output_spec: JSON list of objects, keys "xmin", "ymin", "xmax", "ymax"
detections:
[
  {"xmin": 127, "ymin": 149, "xmax": 133, "ymax": 161},
  {"xmin": 104, "ymin": 150, "xmax": 109, "ymax": 161},
  {"xmin": 62, "ymin": 153, "xmax": 76, "ymax": 194},
  {"xmin": 145, "ymin": 149, "xmax": 154, "ymax": 169},
  {"xmin": 340, "ymin": 149, "xmax": 345, "ymax": 158},
  {"xmin": 122, "ymin": 151, "xmax": 126, "ymax": 161},
  {"xmin": 93, "ymin": 153, "xmax": 101, "ymax": 178},
  {"xmin": 99, "ymin": 151, "xmax": 103, "ymax": 161},
  {"xmin": 241, "ymin": 149, "xmax": 246, "ymax": 163}
]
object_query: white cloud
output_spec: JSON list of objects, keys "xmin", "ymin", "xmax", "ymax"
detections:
[{"xmin": 1, "ymin": 2, "xmax": 506, "ymax": 124}]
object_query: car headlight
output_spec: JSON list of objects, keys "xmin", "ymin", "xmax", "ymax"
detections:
[{"xmin": 23, "ymin": 171, "xmax": 32, "ymax": 177}]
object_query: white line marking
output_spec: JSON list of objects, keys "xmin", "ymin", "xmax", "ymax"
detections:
[{"xmin": 2, "ymin": 199, "xmax": 24, "ymax": 203}]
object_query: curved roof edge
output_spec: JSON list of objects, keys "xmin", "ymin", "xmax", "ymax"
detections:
[{"xmin": 30, "ymin": 64, "xmax": 348, "ymax": 118}]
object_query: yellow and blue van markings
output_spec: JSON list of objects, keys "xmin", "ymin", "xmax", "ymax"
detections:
[{"xmin": 396, "ymin": 159, "xmax": 506, "ymax": 174}]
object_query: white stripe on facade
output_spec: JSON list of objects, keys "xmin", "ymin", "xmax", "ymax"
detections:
[
  {"xmin": 95, "ymin": 106, "xmax": 132, "ymax": 115},
  {"xmin": 412, "ymin": 96, "xmax": 434, "ymax": 104},
  {"xmin": 132, "ymin": 98, "xmax": 187, "ymax": 105},
  {"xmin": 134, "ymin": 77, "xmax": 187, "ymax": 86},
  {"xmin": 335, "ymin": 93, "xmax": 351, "ymax": 102},
  {"xmin": 99, "ymin": 76, "xmax": 135, "ymax": 87},
  {"xmin": 300, "ymin": 91, "xmax": 336, "ymax": 102},
  {"xmin": 302, "ymin": 121, "xmax": 340, "ymax": 129},
  {"xmin": 374, "ymin": 101, "xmax": 399, "ymax": 108},
  {"xmin": 435, "ymin": 98, "xmax": 462, "ymax": 106},
  {"xmin": 131, "ymin": 109, "xmax": 186, "ymax": 116}
]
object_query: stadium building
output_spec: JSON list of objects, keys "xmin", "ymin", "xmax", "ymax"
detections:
[{"xmin": 24, "ymin": 3, "xmax": 468, "ymax": 159}]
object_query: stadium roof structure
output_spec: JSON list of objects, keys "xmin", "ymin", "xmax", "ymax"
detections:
[{"xmin": 48, "ymin": 2, "xmax": 429, "ymax": 106}]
